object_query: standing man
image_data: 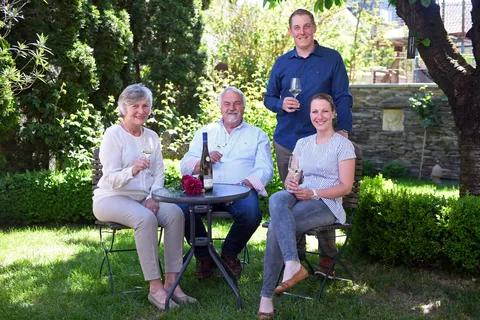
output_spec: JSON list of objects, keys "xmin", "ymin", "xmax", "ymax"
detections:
[
  {"xmin": 264, "ymin": 8, "xmax": 353, "ymax": 277},
  {"xmin": 179, "ymin": 86, "xmax": 274, "ymax": 279}
]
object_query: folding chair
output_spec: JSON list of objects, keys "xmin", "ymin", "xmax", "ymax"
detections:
[
  {"xmin": 92, "ymin": 148, "xmax": 164, "ymax": 294},
  {"xmin": 262, "ymin": 143, "xmax": 363, "ymax": 300}
]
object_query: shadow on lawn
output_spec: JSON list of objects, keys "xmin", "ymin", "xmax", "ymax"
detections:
[{"xmin": 2, "ymin": 225, "xmax": 480, "ymax": 320}]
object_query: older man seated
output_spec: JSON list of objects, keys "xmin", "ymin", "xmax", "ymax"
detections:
[{"xmin": 178, "ymin": 86, "xmax": 274, "ymax": 279}]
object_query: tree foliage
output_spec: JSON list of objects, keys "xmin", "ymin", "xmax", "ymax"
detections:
[
  {"xmin": 1, "ymin": 0, "xmax": 209, "ymax": 172},
  {"xmin": 207, "ymin": 0, "xmax": 394, "ymax": 85},
  {"xmin": 4, "ymin": 0, "xmax": 133, "ymax": 171},
  {"xmin": 0, "ymin": 0, "xmax": 51, "ymax": 170},
  {"xmin": 121, "ymin": 0, "xmax": 207, "ymax": 117}
]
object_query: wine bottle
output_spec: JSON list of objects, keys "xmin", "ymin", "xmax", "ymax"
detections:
[{"xmin": 199, "ymin": 132, "xmax": 213, "ymax": 192}]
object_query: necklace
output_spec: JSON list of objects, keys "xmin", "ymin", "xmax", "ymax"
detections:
[{"xmin": 121, "ymin": 121, "xmax": 143, "ymax": 137}]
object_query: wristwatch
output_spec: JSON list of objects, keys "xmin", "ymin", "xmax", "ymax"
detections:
[
  {"xmin": 239, "ymin": 181, "xmax": 248, "ymax": 188},
  {"xmin": 310, "ymin": 188, "xmax": 320, "ymax": 200}
]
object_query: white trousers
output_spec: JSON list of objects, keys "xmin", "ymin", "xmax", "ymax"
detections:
[{"xmin": 93, "ymin": 195, "xmax": 184, "ymax": 281}]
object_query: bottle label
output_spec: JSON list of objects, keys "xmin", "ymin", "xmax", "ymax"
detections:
[
  {"xmin": 203, "ymin": 178, "xmax": 213, "ymax": 189},
  {"xmin": 206, "ymin": 156, "xmax": 210, "ymax": 161}
]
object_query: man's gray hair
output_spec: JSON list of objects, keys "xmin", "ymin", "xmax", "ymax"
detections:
[
  {"xmin": 117, "ymin": 84, "xmax": 153, "ymax": 117},
  {"xmin": 218, "ymin": 86, "xmax": 246, "ymax": 108}
]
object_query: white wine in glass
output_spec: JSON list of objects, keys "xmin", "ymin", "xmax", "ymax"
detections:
[
  {"xmin": 289, "ymin": 78, "xmax": 302, "ymax": 98},
  {"xmin": 214, "ymin": 130, "xmax": 228, "ymax": 163},
  {"xmin": 287, "ymin": 156, "xmax": 302, "ymax": 192},
  {"xmin": 142, "ymin": 136, "xmax": 154, "ymax": 173}
]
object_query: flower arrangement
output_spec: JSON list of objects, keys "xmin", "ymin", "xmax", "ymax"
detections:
[{"xmin": 181, "ymin": 174, "xmax": 203, "ymax": 195}]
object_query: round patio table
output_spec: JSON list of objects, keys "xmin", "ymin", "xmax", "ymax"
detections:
[{"xmin": 152, "ymin": 183, "xmax": 251, "ymax": 310}]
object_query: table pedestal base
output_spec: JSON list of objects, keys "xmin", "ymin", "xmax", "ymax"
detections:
[{"xmin": 165, "ymin": 204, "xmax": 242, "ymax": 310}]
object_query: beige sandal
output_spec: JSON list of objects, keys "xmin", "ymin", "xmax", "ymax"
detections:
[
  {"xmin": 148, "ymin": 292, "xmax": 179, "ymax": 310},
  {"xmin": 171, "ymin": 293, "xmax": 197, "ymax": 304}
]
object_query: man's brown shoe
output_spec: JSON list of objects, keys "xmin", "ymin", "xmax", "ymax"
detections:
[
  {"xmin": 196, "ymin": 257, "xmax": 215, "ymax": 279},
  {"xmin": 314, "ymin": 256, "xmax": 335, "ymax": 279},
  {"xmin": 221, "ymin": 253, "xmax": 242, "ymax": 278}
]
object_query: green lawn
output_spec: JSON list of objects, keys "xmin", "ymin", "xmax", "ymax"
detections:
[
  {"xmin": 389, "ymin": 177, "xmax": 459, "ymax": 198},
  {"xmin": 1, "ymin": 221, "xmax": 479, "ymax": 320}
]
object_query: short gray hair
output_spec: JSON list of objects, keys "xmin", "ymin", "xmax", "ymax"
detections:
[
  {"xmin": 117, "ymin": 84, "xmax": 153, "ymax": 117},
  {"xmin": 218, "ymin": 86, "xmax": 246, "ymax": 109}
]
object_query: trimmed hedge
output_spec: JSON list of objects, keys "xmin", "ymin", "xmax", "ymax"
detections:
[
  {"xmin": 0, "ymin": 160, "xmax": 284, "ymax": 226},
  {"xmin": 0, "ymin": 169, "xmax": 92, "ymax": 225},
  {"xmin": 351, "ymin": 175, "xmax": 480, "ymax": 273},
  {"xmin": 0, "ymin": 161, "xmax": 183, "ymax": 226}
]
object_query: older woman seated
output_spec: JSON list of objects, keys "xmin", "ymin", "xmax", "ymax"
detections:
[
  {"xmin": 257, "ymin": 93, "xmax": 356, "ymax": 319},
  {"xmin": 93, "ymin": 84, "xmax": 196, "ymax": 310}
]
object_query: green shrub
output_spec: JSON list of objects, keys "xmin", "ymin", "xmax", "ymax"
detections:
[
  {"xmin": 0, "ymin": 169, "xmax": 92, "ymax": 225},
  {"xmin": 362, "ymin": 158, "xmax": 376, "ymax": 177},
  {"xmin": 351, "ymin": 175, "xmax": 480, "ymax": 273},
  {"xmin": 443, "ymin": 196, "xmax": 480, "ymax": 271},
  {"xmin": 381, "ymin": 160, "xmax": 407, "ymax": 178},
  {"xmin": 0, "ymin": 161, "xmax": 183, "ymax": 226},
  {"xmin": 163, "ymin": 159, "xmax": 182, "ymax": 188}
]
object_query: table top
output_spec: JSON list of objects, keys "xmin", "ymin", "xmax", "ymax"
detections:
[{"xmin": 151, "ymin": 183, "xmax": 251, "ymax": 205}]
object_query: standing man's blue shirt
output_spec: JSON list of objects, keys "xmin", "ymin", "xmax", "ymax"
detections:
[{"xmin": 264, "ymin": 41, "xmax": 353, "ymax": 150}]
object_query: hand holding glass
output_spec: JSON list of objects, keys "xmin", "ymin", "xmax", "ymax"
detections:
[
  {"xmin": 141, "ymin": 136, "xmax": 154, "ymax": 173},
  {"xmin": 289, "ymin": 78, "xmax": 302, "ymax": 99},
  {"xmin": 213, "ymin": 130, "xmax": 228, "ymax": 163},
  {"xmin": 287, "ymin": 156, "xmax": 302, "ymax": 192}
]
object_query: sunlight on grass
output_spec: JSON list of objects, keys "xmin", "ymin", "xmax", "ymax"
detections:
[
  {"xmin": 0, "ymin": 227, "xmax": 97, "ymax": 267},
  {"xmin": 392, "ymin": 178, "xmax": 459, "ymax": 198},
  {"xmin": 412, "ymin": 300, "xmax": 442, "ymax": 314},
  {"xmin": 338, "ymin": 282, "xmax": 370, "ymax": 295},
  {"xmin": 1, "ymin": 224, "xmax": 479, "ymax": 320}
]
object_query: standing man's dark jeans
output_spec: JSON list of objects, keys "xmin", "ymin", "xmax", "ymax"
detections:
[
  {"xmin": 273, "ymin": 139, "xmax": 337, "ymax": 257},
  {"xmin": 177, "ymin": 191, "xmax": 262, "ymax": 260}
]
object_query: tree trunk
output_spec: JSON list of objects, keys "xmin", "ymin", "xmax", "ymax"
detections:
[
  {"xmin": 459, "ymin": 137, "xmax": 480, "ymax": 196},
  {"xmin": 396, "ymin": 0, "xmax": 480, "ymax": 196}
]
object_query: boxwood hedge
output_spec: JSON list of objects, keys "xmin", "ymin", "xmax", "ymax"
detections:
[{"xmin": 351, "ymin": 175, "xmax": 480, "ymax": 273}]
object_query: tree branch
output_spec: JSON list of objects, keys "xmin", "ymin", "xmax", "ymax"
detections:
[
  {"xmin": 396, "ymin": 0, "xmax": 475, "ymax": 97},
  {"xmin": 467, "ymin": 0, "xmax": 480, "ymax": 67}
]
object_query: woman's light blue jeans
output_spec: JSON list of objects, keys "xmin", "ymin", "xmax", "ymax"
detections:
[{"xmin": 260, "ymin": 190, "xmax": 336, "ymax": 298}]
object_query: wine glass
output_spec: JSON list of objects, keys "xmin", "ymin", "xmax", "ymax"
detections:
[
  {"xmin": 141, "ymin": 136, "xmax": 154, "ymax": 173},
  {"xmin": 287, "ymin": 156, "xmax": 302, "ymax": 192},
  {"xmin": 214, "ymin": 130, "xmax": 228, "ymax": 163},
  {"xmin": 289, "ymin": 78, "xmax": 302, "ymax": 99}
]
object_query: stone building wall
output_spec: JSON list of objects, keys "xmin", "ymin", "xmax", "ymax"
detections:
[{"xmin": 349, "ymin": 84, "xmax": 460, "ymax": 180}]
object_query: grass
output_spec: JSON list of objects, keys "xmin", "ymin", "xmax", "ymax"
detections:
[
  {"xmin": 384, "ymin": 177, "xmax": 459, "ymax": 198},
  {"xmin": 1, "ymin": 221, "xmax": 479, "ymax": 320}
]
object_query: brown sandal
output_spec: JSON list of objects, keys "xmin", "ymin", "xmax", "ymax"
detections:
[{"xmin": 257, "ymin": 311, "xmax": 275, "ymax": 319}]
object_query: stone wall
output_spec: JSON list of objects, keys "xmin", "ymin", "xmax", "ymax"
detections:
[{"xmin": 349, "ymin": 84, "xmax": 460, "ymax": 180}]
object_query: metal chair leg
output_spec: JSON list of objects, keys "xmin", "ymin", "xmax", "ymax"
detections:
[
  {"xmin": 98, "ymin": 224, "xmax": 116, "ymax": 294},
  {"xmin": 316, "ymin": 229, "xmax": 354, "ymax": 300},
  {"xmin": 158, "ymin": 227, "xmax": 164, "ymax": 282},
  {"xmin": 242, "ymin": 244, "xmax": 250, "ymax": 265}
]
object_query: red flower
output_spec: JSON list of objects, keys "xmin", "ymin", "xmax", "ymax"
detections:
[
  {"xmin": 181, "ymin": 174, "xmax": 192, "ymax": 186},
  {"xmin": 183, "ymin": 177, "xmax": 203, "ymax": 195}
]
